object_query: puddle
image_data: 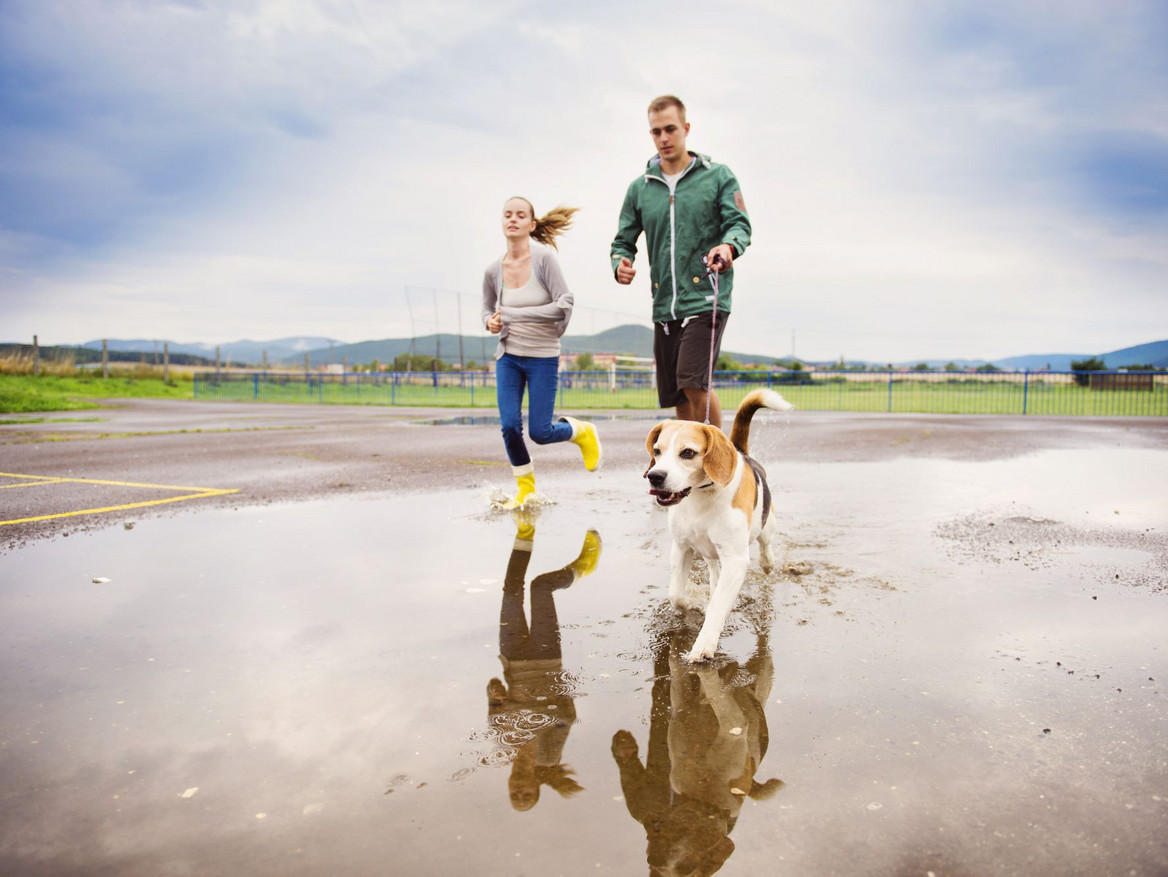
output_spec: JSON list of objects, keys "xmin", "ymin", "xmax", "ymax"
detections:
[{"xmin": 1, "ymin": 449, "xmax": 1166, "ymax": 875}]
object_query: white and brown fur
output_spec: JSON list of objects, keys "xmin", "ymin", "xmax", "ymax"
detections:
[{"xmin": 644, "ymin": 388, "xmax": 793, "ymax": 662}]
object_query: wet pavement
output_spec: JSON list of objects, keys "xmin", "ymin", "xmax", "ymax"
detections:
[{"xmin": 1, "ymin": 404, "xmax": 1167, "ymax": 875}]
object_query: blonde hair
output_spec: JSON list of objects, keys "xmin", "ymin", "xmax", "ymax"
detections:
[
  {"xmin": 509, "ymin": 764, "xmax": 584, "ymax": 811},
  {"xmin": 648, "ymin": 94, "xmax": 686, "ymax": 123},
  {"xmin": 506, "ymin": 197, "xmax": 579, "ymax": 250}
]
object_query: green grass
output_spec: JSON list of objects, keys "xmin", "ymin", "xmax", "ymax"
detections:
[
  {"xmin": 0, "ymin": 374, "xmax": 193, "ymax": 414},
  {"xmin": 191, "ymin": 373, "xmax": 1168, "ymax": 417},
  {"xmin": 4, "ymin": 370, "xmax": 1164, "ymax": 417}
]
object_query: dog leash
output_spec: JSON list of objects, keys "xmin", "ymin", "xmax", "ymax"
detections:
[{"xmin": 701, "ymin": 254, "xmax": 723, "ymax": 426}]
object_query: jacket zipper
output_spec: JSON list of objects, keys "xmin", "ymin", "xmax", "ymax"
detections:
[{"xmin": 649, "ymin": 157, "xmax": 696, "ymax": 322}]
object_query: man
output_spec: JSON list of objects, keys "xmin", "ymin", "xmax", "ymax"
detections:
[{"xmin": 611, "ymin": 94, "xmax": 751, "ymax": 426}]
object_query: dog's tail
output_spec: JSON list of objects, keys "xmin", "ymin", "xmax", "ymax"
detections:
[{"xmin": 729, "ymin": 388, "xmax": 793, "ymax": 456}]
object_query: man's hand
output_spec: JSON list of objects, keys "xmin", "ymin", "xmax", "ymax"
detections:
[
  {"xmin": 705, "ymin": 244, "xmax": 734, "ymax": 272},
  {"xmin": 487, "ymin": 306, "xmax": 503, "ymax": 334},
  {"xmin": 615, "ymin": 257, "xmax": 637, "ymax": 285}
]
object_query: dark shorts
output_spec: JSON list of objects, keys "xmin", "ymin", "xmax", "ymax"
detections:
[{"xmin": 653, "ymin": 311, "xmax": 729, "ymax": 408}]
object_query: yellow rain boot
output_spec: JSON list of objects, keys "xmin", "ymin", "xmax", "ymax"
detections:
[
  {"xmin": 566, "ymin": 529, "xmax": 602, "ymax": 580},
  {"xmin": 502, "ymin": 463, "xmax": 536, "ymax": 510},
  {"xmin": 561, "ymin": 416, "xmax": 603, "ymax": 471},
  {"xmin": 513, "ymin": 510, "xmax": 536, "ymax": 545}
]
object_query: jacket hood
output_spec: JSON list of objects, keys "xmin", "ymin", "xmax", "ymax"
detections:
[{"xmin": 643, "ymin": 151, "xmax": 713, "ymax": 178}]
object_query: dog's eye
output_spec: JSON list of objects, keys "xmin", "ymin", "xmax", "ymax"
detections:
[{"xmin": 679, "ymin": 448, "xmax": 697, "ymax": 460}]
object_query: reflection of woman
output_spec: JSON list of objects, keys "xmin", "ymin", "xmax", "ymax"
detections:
[
  {"xmin": 486, "ymin": 518, "xmax": 601, "ymax": 810},
  {"xmin": 482, "ymin": 197, "xmax": 602, "ymax": 509}
]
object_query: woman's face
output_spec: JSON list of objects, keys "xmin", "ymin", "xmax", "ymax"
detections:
[{"xmin": 502, "ymin": 198, "xmax": 536, "ymax": 241}]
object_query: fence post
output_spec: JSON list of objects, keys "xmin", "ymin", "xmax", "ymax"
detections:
[
  {"xmin": 254, "ymin": 372, "xmax": 259, "ymax": 399},
  {"xmin": 887, "ymin": 370, "xmax": 893, "ymax": 412},
  {"xmin": 163, "ymin": 342, "xmax": 170, "ymax": 383},
  {"xmin": 102, "ymin": 339, "xmax": 109, "ymax": 379},
  {"xmin": 1022, "ymin": 370, "xmax": 1029, "ymax": 415},
  {"xmin": 33, "ymin": 335, "xmax": 39, "ymax": 376}
]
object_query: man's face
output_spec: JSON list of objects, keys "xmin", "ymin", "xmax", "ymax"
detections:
[{"xmin": 648, "ymin": 106, "xmax": 689, "ymax": 163}]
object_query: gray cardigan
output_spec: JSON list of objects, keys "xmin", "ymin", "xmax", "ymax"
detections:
[{"xmin": 481, "ymin": 243, "xmax": 574, "ymax": 360}]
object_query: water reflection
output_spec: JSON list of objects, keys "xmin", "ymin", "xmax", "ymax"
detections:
[
  {"xmin": 483, "ymin": 514, "xmax": 602, "ymax": 811},
  {"xmin": 612, "ymin": 629, "xmax": 784, "ymax": 875}
]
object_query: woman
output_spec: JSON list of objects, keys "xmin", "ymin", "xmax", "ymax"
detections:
[{"xmin": 482, "ymin": 196, "xmax": 601, "ymax": 508}]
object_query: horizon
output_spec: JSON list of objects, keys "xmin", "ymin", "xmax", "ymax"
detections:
[{"xmin": 9, "ymin": 326, "xmax": 1165, "ymax": 368}]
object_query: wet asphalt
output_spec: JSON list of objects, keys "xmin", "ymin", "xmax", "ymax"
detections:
[
  {"xmin": 1, "ymin": 400, "xmax": 1167, "ymax": 875},
  {"xmin": 3, "ymin": 399, "xmax": 1166, "ymax": 547}
]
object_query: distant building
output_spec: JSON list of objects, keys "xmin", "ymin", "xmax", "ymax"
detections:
[{"xmin": 558, "ymin": 352, "xmax": 623, "ymax": 370}]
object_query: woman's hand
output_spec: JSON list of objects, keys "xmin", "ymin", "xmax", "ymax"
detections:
[{"xmin": 487, "ymin": 306, "xmax": 503, "ymax": 334}]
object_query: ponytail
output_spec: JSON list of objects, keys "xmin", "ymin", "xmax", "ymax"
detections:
[
  {"xmin": 531, "ymin": 205, "xmax": 579, "ymax": 250},
  {"xmin": 508, "ymin": 197, "xmax": 579, "ymax": 250}
]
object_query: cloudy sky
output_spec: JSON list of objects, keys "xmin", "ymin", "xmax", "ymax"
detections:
[{"xmin": 2, "ymin": 0, "xmax": 1166, "ymax": 363}]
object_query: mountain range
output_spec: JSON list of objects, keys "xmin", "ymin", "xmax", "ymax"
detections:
[
  {"xmin": 78, "ymin": 336, "xmax": 338, "ymax": 365},
  {"xmin": 64, "ymin": 330, "xmax": 1168, "ymax": 370}
]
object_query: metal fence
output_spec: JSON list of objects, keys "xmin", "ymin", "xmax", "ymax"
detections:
[{"xmin": 192, "ymin": 369, "xmax": 1168, "ymax": 417}]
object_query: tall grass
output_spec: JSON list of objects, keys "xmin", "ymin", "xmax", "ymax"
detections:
[{"xmin": 0, "ymin": 349, "xmax": 79, "ymax": 376}]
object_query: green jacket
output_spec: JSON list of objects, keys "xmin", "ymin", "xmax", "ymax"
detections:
[{"xmin": 610, "ymin": 152, "xmax": 751, "ymax": 323}]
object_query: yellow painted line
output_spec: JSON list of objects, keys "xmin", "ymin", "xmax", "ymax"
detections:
[
  {"xmin": 0, "ymin": 472, "xmax": 62, "ymax": 483},
  {"xmin": 0, "ymin": 471, "xmax": 239, "ymax": 526},
  {"xmin": 0, "ymin": 471, "xmax": 231, "ymax": 493},
  {"xmin": 1, "ymin": 490, "xmax": 239, "ymax": 526}
]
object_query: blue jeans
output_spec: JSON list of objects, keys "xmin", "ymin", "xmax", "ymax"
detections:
[{"xmin": 495, "ymin": 354, "xmax": 573, "ymax": 468}]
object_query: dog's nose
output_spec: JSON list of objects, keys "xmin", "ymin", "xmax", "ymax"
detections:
[{"xmin": 647, "ymin": 468, "xmax": 666, "ymax": 488}]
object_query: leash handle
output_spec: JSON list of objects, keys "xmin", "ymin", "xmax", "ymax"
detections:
[{"xmin": 702, "ymin": 255, "xmax": 723, "ymax": 426}]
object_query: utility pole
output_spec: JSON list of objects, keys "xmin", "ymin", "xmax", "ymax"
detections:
[
  {"xmin": 433, "ymin": 293, "xmax": 441, "ymax": 368},
  {"xmin": 456, "ymin": 290, "xmax": 465, "ymax": 370}
]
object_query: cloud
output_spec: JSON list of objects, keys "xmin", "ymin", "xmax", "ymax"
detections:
[{"xmin": 1, "ymin": 0, "xmax": 1165, "ymax": 361}]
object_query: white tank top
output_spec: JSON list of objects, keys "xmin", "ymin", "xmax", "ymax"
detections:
[{"xmin": 502, "ymin": 272, "xmax": 560, "ymax": 357}]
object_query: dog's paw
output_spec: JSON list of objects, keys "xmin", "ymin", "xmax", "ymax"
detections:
[
  {"xmin": 685, "ymin": 639, "xmax": 718, "ymax": 663},
  {"xmin": 759, "ymin": 546, "xmax": 775, "ymax": 574}
]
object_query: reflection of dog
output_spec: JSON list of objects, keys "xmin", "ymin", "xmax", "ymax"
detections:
[
  {"xmin": 612, "ymin": 630, "xmax": 783, "ymax": 876},
  {"xmin": 644, "ymin": 389, "xmax": 793, "ymax": 662}
]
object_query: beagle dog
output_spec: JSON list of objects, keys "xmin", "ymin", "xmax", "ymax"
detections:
[{"xmin": 644, "ymin": 389, "xmax": 793, "ymax": 662}]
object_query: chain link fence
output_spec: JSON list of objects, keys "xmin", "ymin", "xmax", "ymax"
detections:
[{"xmin": 193, "ymin": 368, "xmax": 1167, "ymax": 417}]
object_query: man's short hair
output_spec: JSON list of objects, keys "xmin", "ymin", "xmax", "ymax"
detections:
[{"xmin": 647, "ymin": 94, "xmax": 686, "ymax": 123}]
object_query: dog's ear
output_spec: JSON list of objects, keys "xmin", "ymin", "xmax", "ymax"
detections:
[
  {"xmin": 643, "ymin": 423, "xmax": 664, "ymax": 476},
  {"xmin": 702, "ymin": 427, "xmax": 737, "ymax": 486}
]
